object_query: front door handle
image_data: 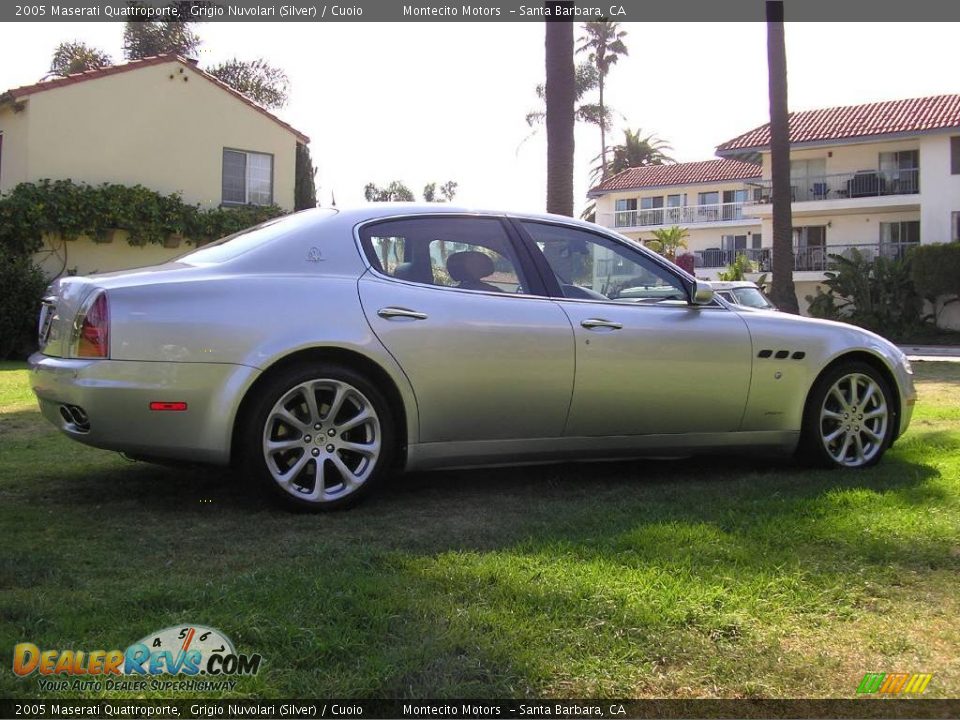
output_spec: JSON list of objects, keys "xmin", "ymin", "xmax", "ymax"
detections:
[
  {"xmin": 581, "ymin": 318, "xmax": 623, "ymax": 331},
  {"xmin": 378, "ymin": 307, "xmax": 428, "ymax": 321}
]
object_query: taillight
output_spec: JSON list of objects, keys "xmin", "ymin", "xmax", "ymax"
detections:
[{"xmin": 76, "ymin": 291, "xmax": 109, "ymax": 358}]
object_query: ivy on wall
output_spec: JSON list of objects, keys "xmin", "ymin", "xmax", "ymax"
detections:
[{"xmin": 0, "ymin": 179, "xmax": 287, "ymax": 257}]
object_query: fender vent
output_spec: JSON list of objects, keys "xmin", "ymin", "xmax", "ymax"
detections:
[{"xmin": 757, "ymin": 349, "xmax": 807, "ymax": 360}]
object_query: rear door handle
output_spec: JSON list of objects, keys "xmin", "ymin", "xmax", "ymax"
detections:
[
  {"xmin": 377, "ymin": 307, "xmax": 428, "ymax": 321},
  {"xmin": 581, "ymin": 318, "xmax": 623, "ymax": 331}
]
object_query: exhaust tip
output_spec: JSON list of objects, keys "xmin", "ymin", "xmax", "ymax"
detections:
[{"xmin": 59, "ymin": 404, "xmax": 91, "ymax": 433}]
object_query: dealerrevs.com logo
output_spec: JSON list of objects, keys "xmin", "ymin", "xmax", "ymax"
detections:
[{"xmin": 13, "ymin": 625, "xmax": 262, "ymax": 692}]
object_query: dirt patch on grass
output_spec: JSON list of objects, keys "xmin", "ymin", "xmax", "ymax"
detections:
[{"xmin": 0, "ymin": 408, "xmax": 54, "ymax": 441}]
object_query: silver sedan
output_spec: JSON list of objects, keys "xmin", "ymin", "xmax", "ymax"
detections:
[{"xmin": 29, "ymin": 206, "xmax": 917, "ymax": 510}]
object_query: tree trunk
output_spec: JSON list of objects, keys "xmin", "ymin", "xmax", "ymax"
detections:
[
  {"xmin": 766, "ymin": 0, "xmax": 800, "ymax": 314},
  {"xmin": 599, "ymin": 76, "xmax": 607, "ymax": 180},
  {"xmin": 544, "ymin": 8, "xmax": 575, "ymax": 217}
]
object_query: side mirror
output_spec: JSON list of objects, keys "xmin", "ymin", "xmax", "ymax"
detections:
[{"xmin": 690, "ymin": 280, "xmax": 715, "ymax": 305}]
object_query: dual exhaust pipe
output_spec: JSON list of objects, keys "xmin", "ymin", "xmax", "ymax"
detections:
[{"xmin": 58, "ymin": 404, "xmax": 90, "ymax": 433}]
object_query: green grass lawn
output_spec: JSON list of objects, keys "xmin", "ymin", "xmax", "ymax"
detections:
[{"xmin": 1, "ymin": 360, "xmax": 958, "ymax": 699}]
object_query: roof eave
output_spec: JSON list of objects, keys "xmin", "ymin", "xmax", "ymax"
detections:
[
  {"xmin": 717, "ymin": 125, "xmax": 960, "ymax": 157},
  {"xmin": 588, "ymin": 174, "xmax": 763, "ymax": 196}
]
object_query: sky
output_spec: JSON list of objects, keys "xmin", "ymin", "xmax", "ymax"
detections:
[{"xmin": 1, "ymin": 21, "xmax": 958, "ymax": 213}]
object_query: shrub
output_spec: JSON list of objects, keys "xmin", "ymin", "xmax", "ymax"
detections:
[
  {"xmin": 806, "ymin": 249, "xmax": 925, "ymax": 338},
  {"xmin": 0, "ymin": 179, "xmax": 286, "ymax": 251},
  {"xmin": 294, "ymin": 142, "xmax": 317, "ymax": 211},
  {"xmin": 717, "ymin": 253, "xmax": 756, "ymax": 281},
  {"xmin": 911, "ymin": 243, "xmax": 960, "ymax": 324},
  {"xmin": 675, "ymin": 253, "xmax": 696, "ymax": 274},
  {"xmin": 649, "ymin": 225, "xmax": 689, "ymax": 261},
  {"xmin": 0, "ymin": 252, "xmax": 48, "ymax": 360}
]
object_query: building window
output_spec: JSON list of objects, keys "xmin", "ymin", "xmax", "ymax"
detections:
[
  {"xmin": 614, "ymin": 198, "xmax": 637, "ymax": 227},
  {"xmin": 639, "ymin": 196, "xmax": 664, "ymax": 226},
  {"xmin": 640, "ymin": 196, "xmax": 664, "ymax": 210},
  {"xmin": 698, "ymin": 191, "xmax": 719, "ymax": 205},
  {"xmin": 880, "ymin": 221, "xmax": 920, "ymax": 245},
  {"xmin": 751, "ymin": 233, "xmax": 762, "ymax": 249},
  {"xmin": 721, "ymin": 234, "xmax": 748, "ymax": 250},
  {"xmin": 952, "ymin": 138, "xmax": 960, "ymax": 175},
  {"xmin": 878, "ymin": 149, "xmax": 920, "ymax": 194},
  {"xmin": 222, "ymin": 149, "xmax": 273, "ymax": 206},
  {"xmin": 791, "ymin": 158, "xmax": 827, "ymax": 201},
  {"xmin": 953, "ymin": 212, "xmax": 960, "ymax": 242}
]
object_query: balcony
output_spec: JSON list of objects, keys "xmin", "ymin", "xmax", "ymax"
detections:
[
  {"xmin": 693, "ymin": 241, "xmax": 918, "ymax": 271},
  {"xmin": 748, "ymin": 168, "xmax": 919, "ymax": 203},
  {"xmin": 604, "ymin": 201, "xmax": 752, "ymax": 229},
  {"xmin": 791, "ymin": 241, "xmax": 918, "ymax": 272},
  {"xmin": 693, "ymin": 247, "xmax": 770, "ymax": 270}
]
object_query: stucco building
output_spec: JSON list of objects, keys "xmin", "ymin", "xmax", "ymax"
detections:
[
  {"xmin": 0, "ymin": 54, "xmax": 309, "ymax": 275},
  {"xmin": 589, "ymin": 94, "xmax": 960, "ymax": 319}
]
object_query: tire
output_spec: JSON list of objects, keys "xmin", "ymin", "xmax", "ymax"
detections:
[
  {"xmin": 241, "ymin": 363, "xmax": 396, "ymax": 511},
  {"xmin": 799, "ymin": 361, "xmax": 896, "ymax": 469}
]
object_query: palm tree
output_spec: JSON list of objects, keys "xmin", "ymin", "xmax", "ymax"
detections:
[
  {"xmin": 592, "ymin": 128, "xmax": 675, "ymax": 182},
  {"xmin": 545, "ymin": 15, "xmax": 576, "ymax": 217},
  {"xmin": 649, "ymin": 226, "xmax": 689, "ymax": 262},
  {"xmin": 766, "ymin": 0, "xmax": 799, "ymax": 314},
  {"xmin": 576, "ymin": 21, "xmax": 628, "ymax": 181},
  {"xmin": 526, "ymin": 62, "xmax": 611, "ymax": 134}
]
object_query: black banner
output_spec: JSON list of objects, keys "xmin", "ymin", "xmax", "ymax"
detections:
[
  {"xmin": 3, "ymin": 699, "xmax": 960, "ymax": 720},
  {"xmin": 4, "ymin": 0, "xmax": 960, "ymax": 22}
]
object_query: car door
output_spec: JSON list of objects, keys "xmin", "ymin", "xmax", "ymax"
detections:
[
  {"xmin": 356, "ymin": 215, "xmax": 575, "ymax": 443},
  {"xmin": 516, "ymin": 220, "xmax": 753, "ymax": 437}
]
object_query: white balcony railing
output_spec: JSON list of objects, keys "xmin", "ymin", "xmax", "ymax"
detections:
[
  {"xmin": 603, "ymin": 201, "xmax": 750, "ymax": 229},
  {"xmin": 692, "ymin": 241, "xmax": 919, "ymax": 271},
  {"xmin": 747, "ymin": 168, "xmax": 919, "ymax": 203}
]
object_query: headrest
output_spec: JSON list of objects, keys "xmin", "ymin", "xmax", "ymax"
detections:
[
  {"xmin": 447, "ymin": 251, "xmax": 495, "ymax": 282},
  {"xmin": 393, "ymin": 262, "xmax": 419, "ymax": 281}
]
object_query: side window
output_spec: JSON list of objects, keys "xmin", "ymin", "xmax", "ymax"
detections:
[
  {"xmin": 360, "ymin": 217, "xmax": 528, "ymax": 294},
  {"xmin": 521, "ymin": 222, "xmax": 688, "ymax": 303}
]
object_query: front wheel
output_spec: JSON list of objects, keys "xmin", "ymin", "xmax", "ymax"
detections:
[
  {"xmin": 242, "ymin": 364, "xmax": 395, "ymax": 510},
  {"xmin": 799, "ymin": 361, "xmax": 896, "ymax": 469}
]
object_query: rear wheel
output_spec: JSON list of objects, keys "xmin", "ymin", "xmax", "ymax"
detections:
[
  {"xmin": 799, "ymin": 361, "xmax": 895, "ymax": 468},
  {"xmin": 242, "ymin": 364, "xmax": 395, "ymax": 510}
]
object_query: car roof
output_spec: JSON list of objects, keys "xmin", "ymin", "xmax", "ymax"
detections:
[
  {"xmin": 709, "ymin": 281, "xmax": 762, "ymax": 290},
  {"xmin": 321, "ymin": 203, "xmax": 609, "ymax": 232}
]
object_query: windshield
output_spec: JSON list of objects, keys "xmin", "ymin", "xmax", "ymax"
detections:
[
  {"xmin": 731, "ymin": 287, "xmax": 775, "ymax": 309},
  {"xmin": 178, "ymin": 209, "xmax": 336, "ymax": 265}
]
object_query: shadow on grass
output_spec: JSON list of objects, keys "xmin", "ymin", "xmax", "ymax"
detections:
[{"xmin": 3, "ymin": 431, "xmax": 957, "ymax": 697}]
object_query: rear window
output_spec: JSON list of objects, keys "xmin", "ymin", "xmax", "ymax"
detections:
[{"xmin": 178, "ymin": 209, "xmax": 336, "ymax": 265}]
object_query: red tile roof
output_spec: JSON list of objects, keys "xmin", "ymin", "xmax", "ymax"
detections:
[
  {"xmin": 716, "ymin": 94, "xmax": 960, "ymax": 154},
  {"xmin": 589, "ymin": 159, "xmax": 761, "ymax": 195},
  {"xmin": 0, "ymin": 55, "xmax": 309, "ymax": 143}
]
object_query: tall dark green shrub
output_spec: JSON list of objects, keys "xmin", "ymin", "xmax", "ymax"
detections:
[
  {"xmin": 911, "ymin": 243, "xmax": 960, "ymax": 324},
  {"xmin": 806, "ymin": 249, "xmax": 925, "ymax": 338},
  {"xmin": 0, "ymin": 252, "xmax": 48, "ymax": 360},
  {"xmin": 294, "ymin": 143, "xmax": 317, "ymax": 211}
]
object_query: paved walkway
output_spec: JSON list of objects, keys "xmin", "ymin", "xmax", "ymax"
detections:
[{"xmin": 898, "ymin": 345, "xmax": 960, "ymax": 362}]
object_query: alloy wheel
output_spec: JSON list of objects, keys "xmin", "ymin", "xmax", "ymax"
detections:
[
  {"xmin": 818, "ymin": 372, "xmax": 889, "ymax": 467},
  {"xmin": 261, "ymin": 379, "xmax": 381, "ymax": 502}
]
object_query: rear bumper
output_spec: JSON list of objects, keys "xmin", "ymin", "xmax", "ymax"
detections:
[{"xmin": 28, "ymin": 354, "xmax": 260, "ymax": 464}]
